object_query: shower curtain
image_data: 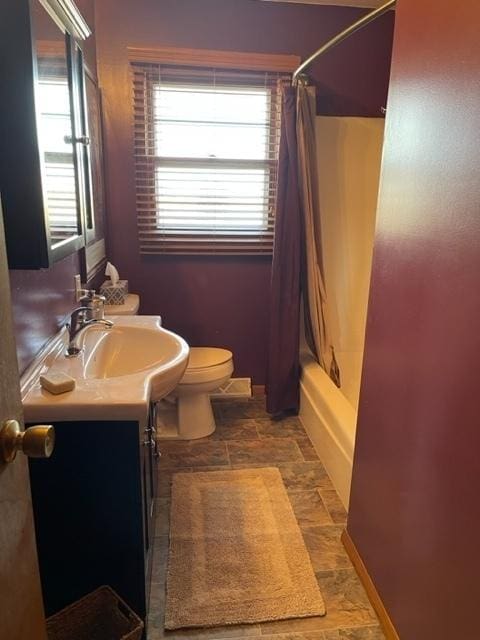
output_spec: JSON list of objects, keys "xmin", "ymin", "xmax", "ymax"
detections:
[
  {"xmin": 266, "ymin": 87, "xmax": 301, "ymax": 416},
  {"xmin": 266, "ymin": 83, "xmax": 339, "ymax": 416},
  {"xmin": 297, "ymin": 84, "xmax": 340, "ymax": 388}
]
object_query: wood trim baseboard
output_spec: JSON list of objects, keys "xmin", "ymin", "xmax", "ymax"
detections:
[
  {"xmin": 252, "ymin": 385, "xmax": 265, "ymax": 397},
  {"xmin": 127, "ymin": 46, "xmax": 300, "ymax": 72},
  {"xmin": 341, "ymin": 529, "xmax": 400, "ymax": 640}
]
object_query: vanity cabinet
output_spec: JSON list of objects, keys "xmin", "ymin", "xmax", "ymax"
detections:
[
  {"xmin": 0, "ymin": 0, "xmax": 95, "ymax": 268},
  {"xmin": 28, "ymin": 406, "xmax": 159, "ymax": 634}
]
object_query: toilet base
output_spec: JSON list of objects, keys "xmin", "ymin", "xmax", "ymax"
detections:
[{"xmin": 177, "ymin": 392, "xmax": 216, "ymax": 439}]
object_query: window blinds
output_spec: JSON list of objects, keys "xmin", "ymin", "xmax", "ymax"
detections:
[{"xmin": 132, "ymin": 62, "xmax": 289, "ymax": 255}]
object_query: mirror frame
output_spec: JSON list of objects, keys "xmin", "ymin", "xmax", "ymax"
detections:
[{"xmin": 0, "ymin": 0, "xmax": 92, "ymax": 269}]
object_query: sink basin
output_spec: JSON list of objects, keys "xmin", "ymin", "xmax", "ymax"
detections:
[
  {"xmin": 22, "ymin": 316, "xmax": 189, "ymax": 423},
  {"xmin": 78, "ymin": 322, "xmax": 189, "ymax": 401},
  {"xmin": 82, "ymin": 325, "xmax": 184, "ymax": 380}
]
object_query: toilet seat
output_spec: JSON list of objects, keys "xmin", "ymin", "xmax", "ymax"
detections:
[{"xmin": 180, "ymin": 347, "xmax": 233, "ymax": 385}]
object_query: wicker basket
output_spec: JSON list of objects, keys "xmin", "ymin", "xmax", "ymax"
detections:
[{"xmin": 46, "ymin": 585, "xmax": 144, "ymax": 640}]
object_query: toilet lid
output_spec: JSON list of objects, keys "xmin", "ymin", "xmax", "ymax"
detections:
[{"xmin": 187, "ymin": 347, "xmax": 233, "ymax": 370}]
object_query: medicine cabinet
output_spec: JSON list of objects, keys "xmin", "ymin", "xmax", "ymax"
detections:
[{"xmin": 0, "ymin": 0, "xmax": 94, "ymax": 268}]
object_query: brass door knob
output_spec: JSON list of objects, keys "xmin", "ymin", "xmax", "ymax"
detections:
[{"xmin": 0, "ymin": 420, "xmax": 55, "ymax": 464}]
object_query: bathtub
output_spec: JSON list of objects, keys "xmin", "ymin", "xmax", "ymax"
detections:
[{"xmin": 299, "ymin": 349, "xmax": 356, "ymax": 509}]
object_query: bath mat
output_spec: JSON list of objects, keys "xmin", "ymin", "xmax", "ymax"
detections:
[{"xmin": 165, "ymin": 467, "xmax": 326, "ymax": 629}]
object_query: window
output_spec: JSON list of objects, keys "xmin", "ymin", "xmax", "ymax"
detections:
[{"xmin": 131, "ymin": 52, "xmax": 293, "ymax": 255}]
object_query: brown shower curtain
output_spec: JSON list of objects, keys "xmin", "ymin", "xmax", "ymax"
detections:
[
  {"xmin": 266, "ymin": 86, "xmax": 301, "ymax": 415},
  {"xmin": 266, "ymin": 84, "xmax": 339, "ymax": 416}
]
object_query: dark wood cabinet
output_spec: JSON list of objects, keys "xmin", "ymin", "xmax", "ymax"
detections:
[
  {"xmin": 0, "ymin": 0, "xmax": 94, "ymax": 268},
  {"xmin": 28, "ymin": 410, "xmax": 158, "ymax": 634}
]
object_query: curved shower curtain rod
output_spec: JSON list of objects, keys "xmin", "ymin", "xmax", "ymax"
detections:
[{"xmin": 292, "ymin": 0, "xmax": 396, "ymax": 83}]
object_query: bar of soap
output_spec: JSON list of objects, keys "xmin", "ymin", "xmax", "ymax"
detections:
[{"xmin": 40, "ymin": 372, "xmax": 76, "ymax": 395}]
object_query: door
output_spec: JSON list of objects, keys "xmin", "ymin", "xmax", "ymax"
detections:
[
  {"xmin": 0, "ymin": 206, "xmax": 47, "ymax": 639},
  {"xmin": 347, "ymin": 1, "xmax": 480, "ymax": 637}
]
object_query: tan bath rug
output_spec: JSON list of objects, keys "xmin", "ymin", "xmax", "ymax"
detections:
[{"xmin": 165, "ymin": 467, "xmax": 326, "ymax": 629}]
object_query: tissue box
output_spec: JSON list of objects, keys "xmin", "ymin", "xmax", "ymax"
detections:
[{"xmin": 100, "ymin": 280, "xmax": 129, "ymax": 305}]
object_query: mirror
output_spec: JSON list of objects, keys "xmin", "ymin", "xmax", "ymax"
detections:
[
  {"xmin": 31, "ymin": 0, "xmax": 82, "ymax": 250},
  {"xmin": 0, "ymin": 0, "xmax": 92, "ymax": 269}
]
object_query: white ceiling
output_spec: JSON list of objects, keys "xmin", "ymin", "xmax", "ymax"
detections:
[{"xmin": 259, "ymin": 0, "xmax": 388, "ymax": 8}]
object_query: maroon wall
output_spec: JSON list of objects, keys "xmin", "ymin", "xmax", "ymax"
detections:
[
  {"xmin": 347, "ymin": 1, "xmax": 480, "ymax": 638},
  {"xmin": 95, "ymin": 0, "xmax": 394, "ymax": 383},
  {"xmin": 9, "ymin": 254, "xmax": 81, "ymax": 374},
  {"xmin": 8, "ymin": 0, "xmax": 97, "ymax": 374}
]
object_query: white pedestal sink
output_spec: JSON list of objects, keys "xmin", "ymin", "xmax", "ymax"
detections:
[{"xmin": 22, "ymin": 316, "xmax": 189, "ymax": 423}]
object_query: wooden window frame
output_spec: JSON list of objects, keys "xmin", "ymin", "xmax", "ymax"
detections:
[{"xmin": 130, "ymin": 47, "xmax": 300, "ymax": 256}]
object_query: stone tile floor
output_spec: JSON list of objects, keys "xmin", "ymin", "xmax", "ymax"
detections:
[{"xmin": 149, "ymin": 397, "xmax": 385, "ymax": 640}]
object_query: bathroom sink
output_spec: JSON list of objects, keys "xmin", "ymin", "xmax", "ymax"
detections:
[
  {"xmin": 82, "ymin": 325, "xmax": 183, "ymax": 379},
  {"xmin": 22, "ymin": 316, "xmax": 189, "ymax": 422},
  {"xmin": 79, "ymin": 323, "xmax": 189, "ymax": 400}
]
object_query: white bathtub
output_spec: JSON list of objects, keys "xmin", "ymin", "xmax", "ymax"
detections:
[
  {"xmin": 299, "ymin": 349, "xmax": 356, "ymax": 509},
  {"xmin": 297, "ymin": 117, "xmax": 382, "ymax": 509}
]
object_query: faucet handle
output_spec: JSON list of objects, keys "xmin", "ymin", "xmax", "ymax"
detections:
[
  {"xmin": 90, "ymin": 293, "xmax": 107, "ymax": 321},
  {"xmin": 79, "ymin": 290, "xmax": 107, "ymax": 320},
  {"xmin": 78, "ymin": 289, "xmax": 96, "ymax": 305}
]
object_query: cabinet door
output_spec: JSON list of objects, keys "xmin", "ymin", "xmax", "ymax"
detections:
[
  {"xmin": 143, "ymin": 405, "xmax": 158, "ymax": 611},
  {"xmin": 0, "ymin": 0, "xmax": 91, "ymax": 269},
  {"xmin": 33, "ymin": 7, "xmax": 84, "ymax": 254},
  {"xmin": 29, "ymin": 420, "xmax": 147, "ymax": 618},
  {"xmin": 84, "ymin": 70, "xmax": 107, "ymax": 243},
  {"xmin": 71, "ymin": 43, "xmax": 97, "ymax": 245},
  {"xmin": 143, "ymin": 405, "xmax": 157, "ymax": 554},
  {"xmin": 80, "ymin": 70, "xmax": 108, "ymax": 281}
]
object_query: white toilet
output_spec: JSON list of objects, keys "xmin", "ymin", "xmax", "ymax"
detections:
[
  {"xmin": 104, "ymin": 294, "xmax": 140, "ymax": 316},
  {"xmin": 104, "ymin": 294, "xmax": 233, "ymax": 439},
  {"xmin": 171, "ymin": 347, "xmax": 234, "ymax": 439}
]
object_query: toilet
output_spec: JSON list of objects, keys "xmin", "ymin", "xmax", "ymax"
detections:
[
  {"xmin": 104, "ymin": 293, "xmax": 140, "ymax": 316},
  {"xmin": 103, "ymin": 294, "xmax": 233, "ymax": 440},
  {"xmin": 171, "ymin": 347, "xmax": 234, "ymax": 439}
]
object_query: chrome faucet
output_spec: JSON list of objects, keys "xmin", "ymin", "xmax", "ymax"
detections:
[
  {"xmin": 79, "ymin": 289, "xmax": 108, "ymax": 321},
  {"xmin": 65, "ymin": 292, "xmax": 113, "ymax": 357}
]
